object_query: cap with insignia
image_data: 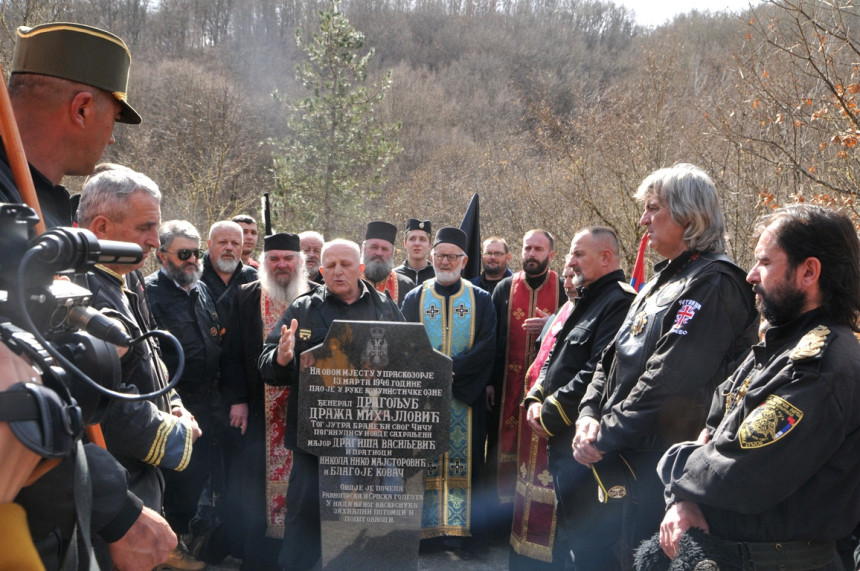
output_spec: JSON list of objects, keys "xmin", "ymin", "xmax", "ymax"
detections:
[
  {"xmin": 264, "ymin": 233, "xmax": 300, "ymax": 252},
  {"xmin": 405, "ymin": 218, "xmax": 431, "ymax": 235},
  {"xmin": 12, "ymin": 22, "xmax": 141, "ymax": 125},
  {"xmin": 433, "ymin": 227, "xmax": 468, "ymax": 252},
  {"xmin": 365, "ymin": 221, "xmax": 397, "ymax": 244}
]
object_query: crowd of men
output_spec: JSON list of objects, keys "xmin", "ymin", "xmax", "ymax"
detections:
[{"xmin": 0, "ymin": 20, "xmax": 857, "ymax": 571}]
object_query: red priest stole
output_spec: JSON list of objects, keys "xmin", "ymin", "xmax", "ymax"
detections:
[
  {"xmin": 497, "ymin": 270, "xmax": 560, "ymax": 503},
  {"xmin": 510, "ymin": 301, "xmax": 573, "ymax": 561}
]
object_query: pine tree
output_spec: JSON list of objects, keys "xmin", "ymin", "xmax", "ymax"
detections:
[{"xmin": 272, "ymin": 0, "xmax": 401, "ymax": 237}]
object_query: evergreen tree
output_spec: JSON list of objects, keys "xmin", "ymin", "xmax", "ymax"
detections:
[{"xmin": 272, "ymin": 0, "xmax": 401, "ymax": 236}]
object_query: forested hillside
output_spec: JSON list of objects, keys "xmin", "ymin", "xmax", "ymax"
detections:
[{"xmin": 1, "ymin": 0, "xmax": 856, "ymax": 274}]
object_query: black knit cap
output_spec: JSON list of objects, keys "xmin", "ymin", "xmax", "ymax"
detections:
[
  {"xmin": 365, "ymin": 221, "xmax": 397, "ymax": 244},
  {"xmin": 405, "ymin": 218, "xmax": 431, "ymax": 235},
  {"xmin": 433, "ymin": 227, "xmax": 467, "ymax": 252},
  {"xmin": 264, "ymin": 233, "xmax": 300, "ymax": 252}
]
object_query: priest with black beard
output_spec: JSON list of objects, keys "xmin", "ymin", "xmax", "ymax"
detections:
[{"xmin": 361, "ymin": 221, "xmax": 416, "ymax": 306}]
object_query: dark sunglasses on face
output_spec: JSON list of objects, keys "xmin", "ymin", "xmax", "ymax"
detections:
[{"xmin": 161, "ymin": 248, "xmax": 201, "ymax": 261}]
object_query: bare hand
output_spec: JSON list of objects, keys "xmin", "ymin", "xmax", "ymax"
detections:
[
  {"xmin": 0, "ymin": 342, "xmax": 43, "ymax": 501},
  {"xmin": 277, "ymin": 319, "xmax": 298, "ymax": 366},
  {"xmin": 108, "ymin": 506, "xmax": 177, "ymax": 571},
  {"xmin": 526, "ymin": 402, "xmax": 549, "ymax": 438},
  {"xmin": 695, "ymin": 428, "xmax": 710, "ymax": 445},
  {"xmin": 522, "ymin": 308, "xmax": 549, "ymax": 334},
  {"xmin": 659, "ymin": 500, "xmax": 709, "ymax": 559},
  {"xmin": 485, "ymin": 386, "xmax": 495, "ymax": 411},
  {"xmin": 229, "ymin": 403, "xmax": 249, "ymax": 435},
  {"xmin": 172, "ymin": 407, "xmax": 202, "ymax": 442},
  {"xmin": 572, "ymin": 417, "xmax": 604, "ymax": 465}
]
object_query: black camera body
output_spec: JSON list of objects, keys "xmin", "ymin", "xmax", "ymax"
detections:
[{"xmin": 0, "ymin": 203, "xmax": 143, "ymax": 439}]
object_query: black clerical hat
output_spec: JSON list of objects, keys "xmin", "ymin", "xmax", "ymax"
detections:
[
  {"xmin": 433, "ymin": 227, "xmax": 467, "ymax": 252},
  {"xmin": 365, "ymin": 221, "xmax": 397, "ymax": 244},
  {"xmin": 12, "ymin": 22, "xmax": 141, "ymax": 124},
  {"xmin": 264, "ymin": 233, "xmax": 300, "ymax": 252},
  {"xmin": 405, "ymin": 218, "xmax": 431, "ymax": 235}
]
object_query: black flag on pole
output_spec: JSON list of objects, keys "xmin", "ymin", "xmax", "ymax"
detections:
[{"xmin": 459, "ymin": 193, "xmax": 481, "ymax": 280}]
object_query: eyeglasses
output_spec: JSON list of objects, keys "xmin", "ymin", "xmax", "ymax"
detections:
[
  {"xmin": 161, "ymin": 248, "xmax": 201, "ymax": 261},
  {"xmin": 483, "ymin": 251, "xmax": 506, "ymax": 257},
  {"xmin": 433, "ymin": 253, "xmax": 465, "ymax": 263}
]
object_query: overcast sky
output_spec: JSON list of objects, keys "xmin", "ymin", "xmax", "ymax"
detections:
[{"xmin": 615, "ymin": 0, "xmax": 755, "ymax": 27}]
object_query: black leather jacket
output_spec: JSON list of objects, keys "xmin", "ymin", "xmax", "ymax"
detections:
[
  {"xmin": 145, "ymin": 270, "xmax": 221, "ymax": 403},
  {"xmin": 525, "ymin": 270, "xmax": 634, "ymax": 456},
  {"xmin": 579, "ymin": 251, "xmax": 757, "ymax": 455},
  {"xmin": 259, "ymin": 280, "xmax": 404, "ymax": 449}
]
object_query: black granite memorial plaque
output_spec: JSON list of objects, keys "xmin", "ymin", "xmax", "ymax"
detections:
[{"xmin": 298, "ymin": 320, "xmax": 451, "ymax": 570}]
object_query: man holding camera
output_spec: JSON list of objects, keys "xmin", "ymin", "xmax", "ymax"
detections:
[{"xmin": 0, "ymin": 23, "xmax": 179, "ymax": 571}]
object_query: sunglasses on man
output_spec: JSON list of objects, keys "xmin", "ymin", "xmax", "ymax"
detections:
[{"xmin": 161, "ymin": 248, "xmax": 201, "ymax": 261}]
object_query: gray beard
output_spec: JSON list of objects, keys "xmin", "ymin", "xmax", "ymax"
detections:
[
  {"xmin": 164, "ymin": 259, "xmax": 202, "ymax": 289},
  {"xmin": 434, "ymin": 269, "xmax": 461, "ymax": 285},
  {"xmin": 215, "ymin": 255, "xmax": 239, "ymax": 275},
  {"xmin": 259, "ymin": 262, "xmax": 309, "ymax": 305},
  {"xmin": 364, "ymin": 257, "xmax": 394, "ymax": 283}
]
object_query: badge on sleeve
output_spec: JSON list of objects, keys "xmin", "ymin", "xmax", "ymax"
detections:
[
  {"xmin": 670, "ymin": 299, "xmax": 701, "ymax": 335},
  {"xmin": 299, "ymin": 329, "xmax": 312, "ymax": 340},
  {"xmin": 738, "ymin": 394, "xmax": 803, "ymax": 449}
]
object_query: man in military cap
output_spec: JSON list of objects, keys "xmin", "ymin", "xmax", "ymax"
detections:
[
  {"xmin": 1, "ymin": 23, "xmax": 179, "ymax": 571},
  {"xmin": 655, "ymin": 204, "xmax": 860, "ymax": 570},
  {"xmin": 0, "ymin": 22, "xmax": 141, "ymax": 227},
  {"xmin": 394, "ymin": 218, "xmax": 435, "ymax": 285},
  {"xmin": 362, "ymin": 220, "xmax": 415, "ymax": 306}
]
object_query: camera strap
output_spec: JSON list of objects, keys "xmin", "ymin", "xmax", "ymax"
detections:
[
  {"xmin": 3, "ymin": 382, "xmax": 81, "ymax": 459},
  {"xmin": 60, "ymin": 440, "xmax": 98, "ymax": 571}
]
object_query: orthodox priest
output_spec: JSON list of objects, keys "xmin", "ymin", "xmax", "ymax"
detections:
[
  {"xmin": 221, "ymin": 233, "xmax": 311, "ymax": 569},
  {"xmin": 488, "ymin": 229, "xmax": 566, "ymax": 523},
  {"xmin": 401, "ymin": 227, "xmax": 496, "ymax": 557},
  {"xmin": 361, "ymin": 221, "xmax": 415, "ymax": 306},
  {"xmin": 514, "ymin": 228, "xmax": 634, "ymax": 569}
]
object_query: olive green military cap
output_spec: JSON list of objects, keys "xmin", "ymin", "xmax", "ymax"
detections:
[{"xmin": 11, "ymin": 22, "xmax": 141, "ymax": 124}]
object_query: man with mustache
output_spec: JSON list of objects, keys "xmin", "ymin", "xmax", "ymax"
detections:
[
  {"xmin": 654, "ymin": 204, "xmax": 859, "ymax": 570},
  {"xmin": 401, "ymin": 227, "xmax": 496, "ymax": 558},
  {"xmin": 486, "ymin": 229, "xmax": 566, "ymax": 539},
  {"xmin": 221, "ymin": 233, "xmax": 312, "ymax": 569},
  {"xmin": 202, "ymin": 220, "xmax": 258, "ymax": 321},
  {"xmin": 471, "ymin": 236, "xmax": 513, "ymax": 295},
  {"xmin": 299, "ymin": 230, "xmax": 325, "ymax": 284},
  {"xmin": 361, "ymin": 221, "xmax": 415, "ymax": 306},
  {"xmin": 145, "ymin": 220, "xmax": 222, "ymax": 570}
]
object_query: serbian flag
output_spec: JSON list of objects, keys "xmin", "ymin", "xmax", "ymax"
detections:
[{"xmin": 630, "ymin": 233, "xmax": 648, "ymax": 292}]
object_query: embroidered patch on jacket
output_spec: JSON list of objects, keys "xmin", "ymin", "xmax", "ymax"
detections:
[
  {"xmin": 670, "ymin": 299, "xmax": 701, "ymax": 335},
  {"xmin": 738, "ymin": 394, "xmax": 803, "ymax": 449},
  {"xmin": 299, "ymin": 328, "xmax": 312, "ymax": 340}
]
